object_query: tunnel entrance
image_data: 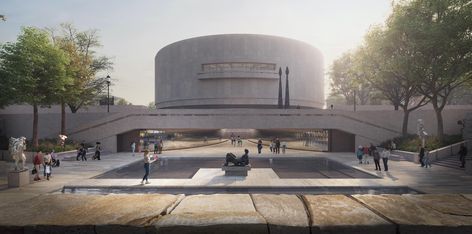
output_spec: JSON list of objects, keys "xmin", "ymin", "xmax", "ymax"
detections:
[{"xmin": 117, "ymin": 128, "xmax": 354, "ymax": 152}]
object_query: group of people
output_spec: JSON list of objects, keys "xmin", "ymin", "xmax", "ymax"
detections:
[
  {"xmin": 230, "ymin": 135, "xmax": 243, "ymax": 146},
  {"xmin": 132, "ymin": 139, "xmax": 163, "ymax": 157},
  {"xmin": 255, "ymin": 138, "xmax": 287, "ymax": 154},
  {"xmin": 33, "ymin": 150, "xmax": 58, "ymax": 181},
  {"xmin": 76, "ymin": 142, "xmax": 102, "ymax": 161},
  {"xmin": 269, "ymin": 138, "xmax": 287, "ymax": 154},
  {"xmin": 356, "ymin": 143, "xmax": 390, "ymax": 171}
]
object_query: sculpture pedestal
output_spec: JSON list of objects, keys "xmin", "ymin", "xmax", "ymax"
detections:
[
  {"xmin": 8, "ymin": 168, "xmax": 30, "ymax": 187},
  {"xmin": 222, "ymin": 165, "xmax": 251, "ymax": 176}
]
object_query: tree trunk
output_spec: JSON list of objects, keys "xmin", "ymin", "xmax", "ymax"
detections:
[
  {"xmin": 61, "ymin": 99, "xmax": 66, "ymax": 135},
  {"xmin": 402, "ymin": 108, "xmax": 410, "ymax": 137},
  {"xmin": 32, "ymin": 104, "xmax": 39, "ymax": 149},
  {"xmin": 434, "ymin": 106, "xmax": 445, "ymax": 143}
]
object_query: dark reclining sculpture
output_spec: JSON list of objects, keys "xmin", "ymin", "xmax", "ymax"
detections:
[{"xmin": 224, "ymin": 153, "xmax": 249, "ymax": 166}]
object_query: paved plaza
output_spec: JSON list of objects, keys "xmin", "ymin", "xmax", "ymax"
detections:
[
  {"xmin": 1, "ymin": 141, "xmax": 472, "ymax": 233},
  {"xmin": 1, "ymin": 140, "xmax": 472, "ymax": 206}
]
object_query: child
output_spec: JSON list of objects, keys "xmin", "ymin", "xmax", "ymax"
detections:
[{"xmin": 423, "ymin": 147, "xmax": 432, "ymax": 168}]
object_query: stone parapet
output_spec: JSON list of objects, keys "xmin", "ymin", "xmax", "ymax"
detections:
[{"xmin": 0, "ymin": 193, "xmax": 471, "ymax": 233}]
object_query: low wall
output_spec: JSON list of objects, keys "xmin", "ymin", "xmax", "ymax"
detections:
[{"xmin": 392, "ymin": 140, "xmax": 472, "ymax": 163}]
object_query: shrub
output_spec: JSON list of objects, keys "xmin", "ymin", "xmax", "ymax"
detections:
[
  {"xmin": 26, "ymin": 138, "xmax": 79, "ymax": 153},
  {"xmin": 381, "ymin": 134, "xmax": 464, "ymax": 152}
]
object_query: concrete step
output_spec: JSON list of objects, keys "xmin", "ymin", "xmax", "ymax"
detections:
[{"xmin": 432, "ymin": 156, "xmax": 464, "ymax": 170}]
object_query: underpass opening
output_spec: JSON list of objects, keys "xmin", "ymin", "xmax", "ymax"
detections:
[{"xmin": 116, "ymin": 128, "xmax": 354, "ymax": 152}]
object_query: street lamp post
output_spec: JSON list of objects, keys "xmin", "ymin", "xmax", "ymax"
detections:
[
  {"xmin": 106, "ymin": 75, "xmax": 111, "ymax": 113},
  {"xmin": 353, "ymin": 89, "xmax": 357, "ymax": 112}
]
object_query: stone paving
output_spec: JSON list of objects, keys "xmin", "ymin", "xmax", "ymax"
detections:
[{"xmin": 1, "ymin": 141, "xmax": 472, "ymax": 233}]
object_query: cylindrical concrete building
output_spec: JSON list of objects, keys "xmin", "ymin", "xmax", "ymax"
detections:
[{"xmin": 155, "ymin": 34, "xmax": 323, "ymax": 109}]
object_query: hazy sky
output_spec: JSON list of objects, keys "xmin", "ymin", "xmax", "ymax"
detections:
[{"xmin": 1, "ymin": 0, "xmax": 392, "ymax": 105}]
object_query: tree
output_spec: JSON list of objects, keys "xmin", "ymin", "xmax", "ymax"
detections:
[
  {"xmin": 329, "ymin": 51, "xmax": 375, "ymax": 105},
  {"xmin": 48, "ymin": 23, "xmax": 112, "ymax": 135},
  {"xmin": 389, "ymin": 0, "xmax": 472, "ymax": 142},
  {"xmin": 148, "ymin": 101, "xmax": 157, "ymax": 110},
  {"xmin": 116, "ymin": 98, "xmax": 131, "ymax": 105},
  {"xmin": 0, "ymin": 27, "xmax": 70, "ymax": 147},
  {"xmin": 358, "ymin": 26, "xmax": 429, "ymax": 136}
]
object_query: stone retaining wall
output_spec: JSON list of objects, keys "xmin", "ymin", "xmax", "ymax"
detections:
[{"xmin": 0, "ymin": 193, "xmax": 471, "ymax": 233}]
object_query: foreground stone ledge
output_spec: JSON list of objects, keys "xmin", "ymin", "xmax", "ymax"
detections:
[
  {"xmin": 353, "ymin": 194, "xmax": 472, "ymax": 234},
  {"xmin": 0, "ymin": 193, "xmax": 181, "ymax": 234},
  {"xmin": 155, "ymin": 194, "xmax": 268, "ymax": 234},
  {"xmin": 303, "ymin": 195, "xmax": 395, "ymax": 234},
  {"xmin": 251, "ymin": 194, "xmax": 309, "ymax": 234}
]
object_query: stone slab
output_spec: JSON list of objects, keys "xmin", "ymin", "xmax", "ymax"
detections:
[
  {"xmin": 252, "ymin": 194, "xmax": 309, "ymax": 234},
  {"xmin": 8, "ymin": 169, "xmax": 29, "ymax": 187},
  {"xmin": 0, "ymin": 194, "xmax": 180, "ymax": 233},
  {"xmin": 353, "ymin": 194, "xmax": 472, "ymax": 234},
  {"xmin": 463, "ymin": 194, "xmax": 472, "ymax": 201},
  {"xmin": 303, "ymin": 195, "xmax": 395, "ymax": 234},
  {"xmin": 155, "ymin": 194, "xmax": 268, "ymax": 234}
]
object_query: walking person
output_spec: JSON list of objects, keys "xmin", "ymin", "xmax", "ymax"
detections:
[
  {"xmin": 93, "ymin": 142, "xmax": 101, "ymax": 160},
  {"xmin": 458, "ymin": 144, "xmax": 468, "ymax": 168},
  {"xmin": 281, "ymin": 141, "xmax": 287, "ymax": 154},
  {"xmin": 153, "ymin": 142, "xmax": 158, "ymax": 154},
  {"xmin": 158, "ymin": 139, "xmax": 163, "ymax": 154},
  {"xmin": 257, "ymin": 139, "xmax": 263, "ymax": 154},
  {"xmin": 373, "ymin": 149, "xmax": 381, "ymax": 171},
  {"xmin": 79, "ymin": 143, "xmax": 87, "ymax": 161},
  {"xmin": 356, "ymin": 146, "xmax": 364, "ymax": 164},
  {"xmin": 275, "ymin": 138, "xmax": 281, "ymax": 154},
  {"xmin": 33, "ymin": 151, "xmax": 42, "ymax": 181},
  {"xmin": 418, "ymin": 145, "xmax": 425, "ymax": 167},
  {"xmin": 423, "ymin": 147, "xmax": 432, "ymax": 168},
  {"xmin": 381, "ymin": 148, "xmax": 390, "ymax": 171},
  {"xmin": 269, "ymin": 140, "xmax": 273, "ymax": 152},
  {"xmin": 141, "ymin": 149, "xmax": 155, "ymax": 185},
  {"xmin": 43, "ymin": 151, "xmax": 52, "ymax": 177},
  {"xmin": 43, "ymin": 151, "xmax": 52, "ymax": 180},
  {"xmin": 362, "ymin": 145, "xmax": 370, "ymax": 164},
  {"xmin": 131, "ymin": 142, "xmax": 136, "ymax": 156}
]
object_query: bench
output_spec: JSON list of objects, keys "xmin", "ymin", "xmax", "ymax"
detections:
[{"xmin": 221, "ymin": 164, "xmax": 251, "ymax": 176}]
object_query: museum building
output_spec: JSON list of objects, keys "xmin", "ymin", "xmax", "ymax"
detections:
[{"xmin": 155, "ymin": 34, "xmax": 324, "ymax": 109}]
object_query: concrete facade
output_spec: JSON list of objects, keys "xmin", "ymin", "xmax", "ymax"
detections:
[
  {"xmin": 1, "ymin": 105, "xmax": 471, "ymax": 153},
  {"xmin": 155, "ymin": 34, "xmax": 324, "ymax": 109}
]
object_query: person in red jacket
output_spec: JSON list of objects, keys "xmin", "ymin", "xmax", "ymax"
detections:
[{"xmin": 33, "ymin": 151, "xmax": 42, "ymax": 181}]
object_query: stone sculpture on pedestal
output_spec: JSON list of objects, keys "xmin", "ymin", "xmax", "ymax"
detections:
[{"xmin": 9, "ymin": 137, "xmax": 27, "ymax": 171}]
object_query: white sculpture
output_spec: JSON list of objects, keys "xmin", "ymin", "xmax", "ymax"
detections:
[
  {"xmin": 58, "ymin": 134, "xmax": 67, "ymax": 148},
  {"xmin": 9, "ymin": 137, "xmax": 27, "ymax": 171},
  {"xmin": 417, "ymin": 119, "xmax": 428, "ymax": 147}
]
